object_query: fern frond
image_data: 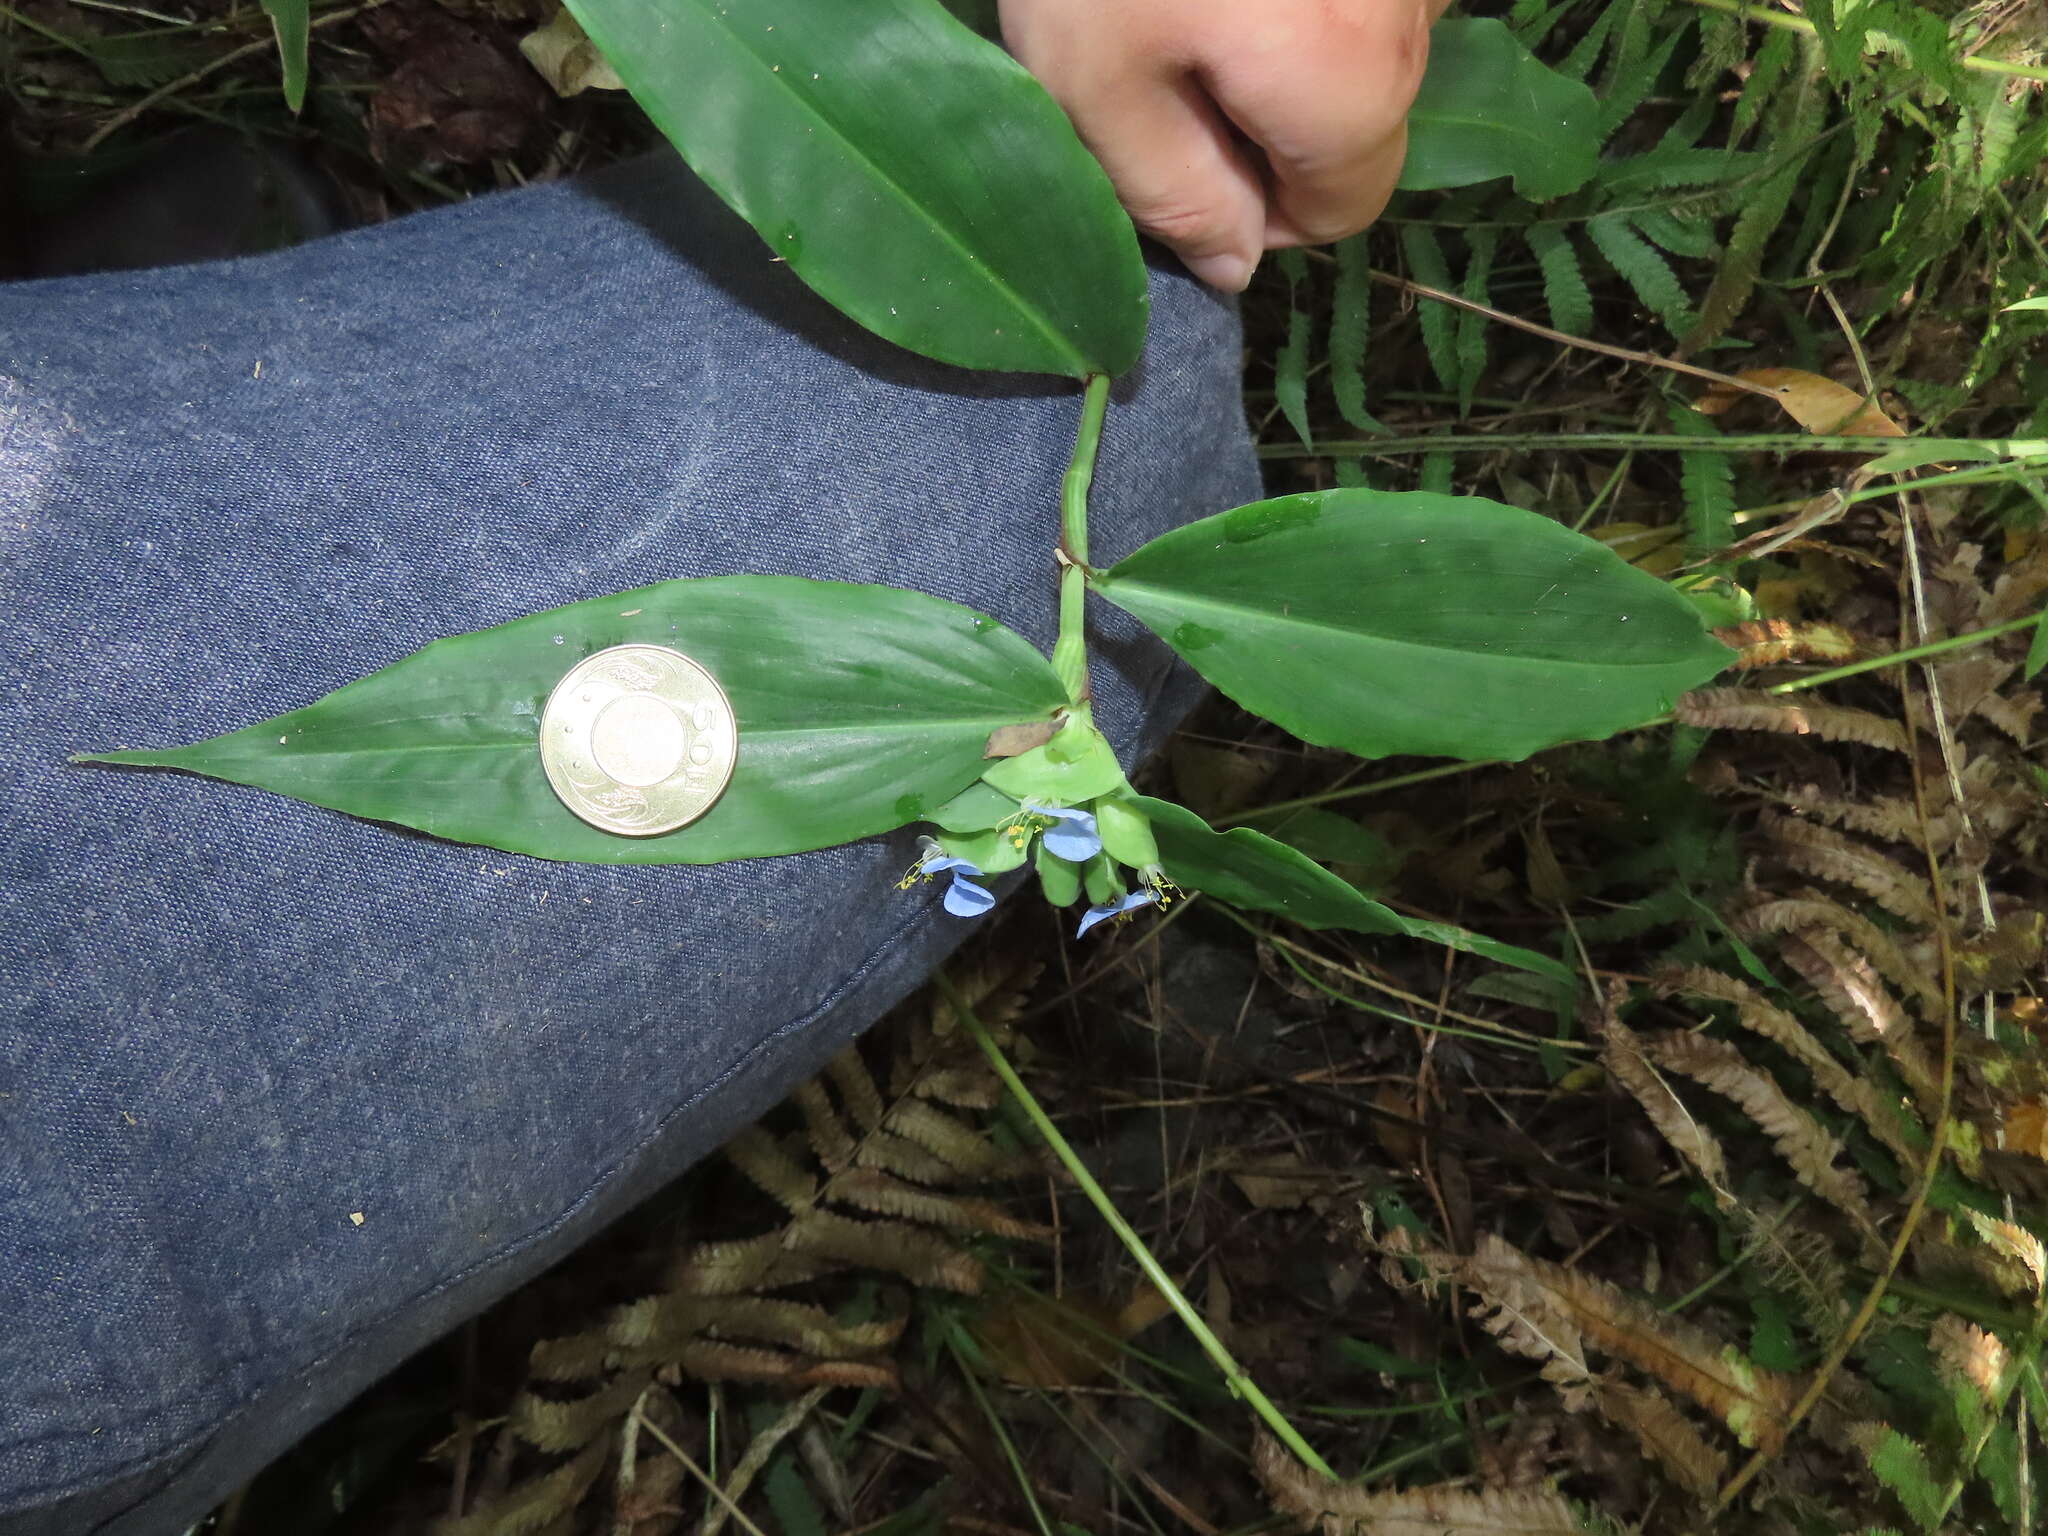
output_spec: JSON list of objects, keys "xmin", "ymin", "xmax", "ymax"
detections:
[
  {"xmin": 1602, "ymin": 1015, "xmax": 1734, "ymax": 1204},
  {"xmin": 1733, "ymin": 1202, "xmax": 1853, "ymax": 1331},
  {"xmin": 1587, "ymin": 212, "xmax": 1695, "ymax": 332},
  {"xmin": 792, "ymin": 1078, "xmax": 857, "ymax": 1171},
  {"xmin": 1329, "ymin": 234, "xmax": 1388, "ymax": 434},
  {"xmin": 1712, "ymin": 620, "xmax": 1858, "ymax": 669},
  {"xmin": 1853, "ymin": 1422, "xmax": 1948, "ymax": 1532},
  {"xmin": 1633, "ymin": 209, "xmax": 1719, "ymax": 261},
  {"xmin": 1733, "ymin": 894, "xmax": 1939, "ymax": 1017},
  {"xmin": 513, "ymin": 1375, "xmax": 650, "ymax": 1454},
  {"xmin": 693, "ymin": 1295, "xmax": 904, "ymax": 1357},
  {"xmin": 1651, "ymin": 965, "xmax": 1921, "ymax": 1167},
  {"xmin": 1669, "ymin": 403, "xmax": 1735, "ymax": 554},
  {"xmin": 1688, "ymin": 40, "xmax": 1823, "ymax": 346},
  {"xmin": 1762, "ymin": 814, "xmax": 1938, "ymax": 924},
  {"xmin": 1276, "ymin": 247, "xmax": 1315, "ymax": 450},
  {"xmin": 781, "ymin": 1209, "xmax": 985, "ymax": 1292},
  {"xmin": 1597, "ymin": 1380, "xmax": 1731, "ymax": 1497},
  {"xmin": 1456, "ymin": 227, "xmax": 1500, "ymax": 416},
  {"xmin": 826, "ymin": 1046, "xmax": 886, "ymax": 1133},
  {"xmin": 831, "ymin": 1166, "xmax": 1048, "ymax": 1238},
  {"xmin": 1731, "ymin": 27, "xmax": 1796, "ymax": 145},
  {"xmin": 1255, "ymin": 1433, "xmax": 1587, "ymax": 1534},
  {"xmin": 883, "ymin": 1097, "xmax": 1013, "ymax": 1177},
  {"xmin": 1645, "ymin": 1030, "xmax": 1884, "ymax": 1249},
  {"xmin": 435, "ymin": 1438, "xmax": 609, "ymax": 1536},
  {"xmin": 1400, "ymin": 226, "xmax": 1461, "ymax": 395},
  {"xmin": 724, "ymin": 1125, "xmax": 819, "ymax": 1211},
  {"xmin": 1676, "ymin": 689, "xmax": 1910, "ymax": 754},
  {"xmin": 1526, "ymin": 223, "xmax": 1593, "ymax": 337},
  {"xmin": 1427, "ymin": 1233, "xmax": 1801, "ymax": 1452},
  {"xmin": 1600, "ymin": 147, "xmax": 1766, "ymax": 194},
  {"xmin": 1777, "ymin": 932, "xmax": 1941, "ymax": 1114},
  {"xmin": 676, "ymin": 1338, "xmax": 895, "ymax": 1388}
]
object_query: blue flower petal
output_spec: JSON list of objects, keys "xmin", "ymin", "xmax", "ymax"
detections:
[
  {"xmin": 1025, "ymin": 802, "xmax": 1103, "ymax": 863},
  {"xmin": 919, "ymin": 854, "xmax": 983, "ymax": 878},
  {"xmin": 1076, "ymin": 887, "xmax": 1159, "ymax": 938},
  {"xmin": 943, "ymin": 873, "xmax": 997, "ymax": 917}
]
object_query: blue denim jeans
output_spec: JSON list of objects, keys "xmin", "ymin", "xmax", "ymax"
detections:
[{"xmin": 0, "ymin": 152, "xmax": 1257, "ymax": 1533}]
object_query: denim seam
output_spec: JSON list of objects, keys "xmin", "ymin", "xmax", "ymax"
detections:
[{"xmin": 1, "ymin": 883, "xmax": 944, "ymax": 1504}]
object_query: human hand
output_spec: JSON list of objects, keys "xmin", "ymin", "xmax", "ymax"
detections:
[{"xmin": 1000, "ymin": 0, "xmax": 1445, "ymax": 293}]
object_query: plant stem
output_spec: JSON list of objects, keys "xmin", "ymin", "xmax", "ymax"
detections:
[
  {"xmin": 1672, "ymin": 0, "xmax": 2048, "ymax": 83},
  {"xmin": 937, "ymin": 973, "xmax": 1339, "ymax": 1481},
  {"xmin": 1258, "ymin": 431, "xmax": 2048, "ymax": 460},
  {"xmin": 1051, "ymin": 373, "xmax": 1112, "ymax": 707}
]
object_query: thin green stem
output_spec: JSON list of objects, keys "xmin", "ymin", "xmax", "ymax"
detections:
[
  {"xmin": 1051, "ymin": 373, "xmax": 1112, "ymax": 705},
  {"xmin": 1218, "ymin": 759, "xmax": 1496, "ymax": 824},
  {"xmin": 1062, "ymin": 373, "xmax": 1111, "ymax": 566},
  {"xmin": 1258, "ymin": 431, "xmax": 2048, "ymax": 460},
  {"xmin": 1767, "ymin": 610, "xmax": 2043, "ymax": 693},
  {"xmin": 938, "ymin": 973, "xmax": 1339, "ymax": 1481},
  {"xmin": 1672, "ymin": 0, "xmax": 2048, "ymax": 82}
]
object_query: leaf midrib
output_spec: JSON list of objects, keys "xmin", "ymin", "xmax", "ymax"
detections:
[{"xmin": 1098, "ymin": 577, "xmax": 1721, "ymax": 672}]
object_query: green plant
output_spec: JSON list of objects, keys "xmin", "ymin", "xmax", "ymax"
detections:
[{"xmin": 77, "ymin": 0, "xmax": 1728, "ymax": 972}]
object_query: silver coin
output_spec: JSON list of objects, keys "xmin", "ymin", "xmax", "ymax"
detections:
[{"xmin": 539, "ymin": 644, "xmax": 737, "ymax": 836}]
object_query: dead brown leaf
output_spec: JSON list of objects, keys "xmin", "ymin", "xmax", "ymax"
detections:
[{"xmin": 1695, "ymin": 367, "xmax": 1905, "ymax": 436}]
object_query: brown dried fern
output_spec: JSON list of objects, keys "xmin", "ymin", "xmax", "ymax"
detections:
[
  {"xmin": 1642, "ymin": 1030, "xmax": 1885, "ymax": 1254},
  {"xmin": 1255, "ymin": 1431, "xmax": 1588, "ymax": 1535},
  {"xmin": 437, "ymin": 955, "xmax": 1048, "ymax": 1536},
  {"xmin": 1676, "ymin": 688, "xmax": 1910, "ymax": 754}
]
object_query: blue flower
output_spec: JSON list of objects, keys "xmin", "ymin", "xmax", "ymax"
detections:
[
  {"xmin": 902, "ymin": 841, "xmax": 996, "ymax": 918},
  {"xmin": 1023, "ymin": 801, "xmax": 1102, "ymax": 863},
  {"xmin": 1076, "ymin": 887, "xmax": 1160, "ymax": 938}
]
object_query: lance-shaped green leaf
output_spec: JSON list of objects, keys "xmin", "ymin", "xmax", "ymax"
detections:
[
  {"xmin": 1092, "ymin": 490, "xmax": 1732, "ymax": 763},
  {"xmin": 564, "ymin": 0, "xmax": 1146, "ymax": 378},
  {"xmin": 261, "ymin": 0, "xmax": 309, "ymax": 112},
  {"xmin": 1401, "ymin": 18, "xmax": 1600, "ymax": 201},
  {"xmin": 78, "ymin": 576, "xmax": 1066, "ymax": 864},
  {"xmin": 1135, "ymin": 797, "xmax": 1568, "ymax": 980}
]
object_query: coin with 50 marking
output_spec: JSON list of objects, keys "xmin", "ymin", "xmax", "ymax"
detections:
[{"xmin": 539, "ymin": 644, "xmax": 737, "ymax": 836}]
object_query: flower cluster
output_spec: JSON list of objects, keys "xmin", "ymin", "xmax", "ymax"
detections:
[{"xmin": 898, "ymin": 795, "xmax": 1177, "ymax": 938}]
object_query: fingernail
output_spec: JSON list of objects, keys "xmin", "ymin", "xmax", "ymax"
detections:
[{"xmin": 1186, "ymin": 249, "xmax": 1257, "ymax": 293}]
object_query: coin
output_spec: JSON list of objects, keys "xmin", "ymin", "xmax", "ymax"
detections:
[{"xmin": 539, "ymin": 644, "xmax": 737, "ymax": 836}]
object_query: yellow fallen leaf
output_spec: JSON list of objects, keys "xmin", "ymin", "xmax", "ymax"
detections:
[
  {"xmin": 1695, "ymin": 368, "xmax": 1904, "ymax": 437},
  {"xmin": 520, "ymin": 7, "xmax": 626, "ymax": 98},
  {"xmin": 2003, "ymin": 1097, "xmax": 2048, "ymax": 1159}
]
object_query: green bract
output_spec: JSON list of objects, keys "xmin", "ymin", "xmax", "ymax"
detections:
[{"xmin": 562, "ymin": 0, "xmax": 1147, "ymax": 377}]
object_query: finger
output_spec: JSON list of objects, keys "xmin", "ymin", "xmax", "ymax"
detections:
[
  {"xmin": 1004, "ymin": 12, "xmax": 1268, "ymax": 291},
  {"xmin": 1204, "ymin": 0, "xmax": 1434, "ymax": 248}
]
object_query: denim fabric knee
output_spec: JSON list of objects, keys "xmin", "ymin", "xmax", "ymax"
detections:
[{"xmin": 0, "ymin": 151, "xmax": 1259, "ymax": 1533}]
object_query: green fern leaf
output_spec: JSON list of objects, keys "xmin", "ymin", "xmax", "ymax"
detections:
[
  {"xmin": 1455, "ymin": 227, "xmax": 1499, "ymax": 416},
  {"xmin": 1862, "ymin": 1427, "xmax": 1946, "ymax": 1532},
  {"xmin": 1559, "ymin": 0, "xmax": 1621, "ymax": 81},
  {"xmin": 1587, "ymin": 211, "xmax": 1695, "ymax": 332},
  {"xmin": 1669, "ymin": 402, "xmax": 1734, "ymax": 554},
  {"xmin": 1329, "ymin": 233, "xmax": 1388, "ymax": 434},
  {"xmin": 1601, "ymin": 147, "xmax": 1765, "ymax": 193},
  {"xmin": 1598, "ymin": 9, "xmax": 1691, "ymax": 141},
  {"xmin": 1527, "ymin": 223, "xmax": 1593, "ymax": 336},
  {"xmin": 1633, "ymin": 209, "xmax": 1719, "ymax": 260},
  {"xmin": 1400, "ymin": 225, "xmax": 1461, "ymax": 394},
  {"xmin": 1732, "ymin": 28, "xmax": 1795, "ymax": 145},
  {"xmin": 1690, "ymin": 41, "xmax": 1822, "ymax": 347},
  {"xmin": 1274, "ymin": 248, "xmax": 1314, "ymax": 451}
]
